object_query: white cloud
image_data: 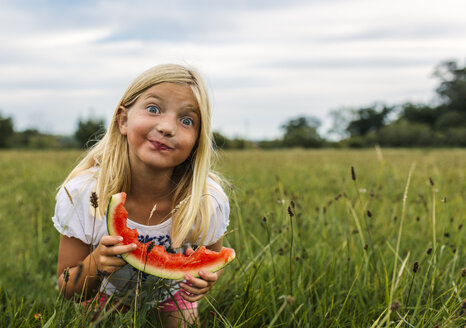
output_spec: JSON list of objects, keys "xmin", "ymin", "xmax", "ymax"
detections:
[{"xmin": 0, "ymin": 0, "xmax": 465, "ymax": 139}]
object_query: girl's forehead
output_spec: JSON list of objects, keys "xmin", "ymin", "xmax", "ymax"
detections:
[{"xmin": 142, "ymin": 82, "xmax": 196, "ymax": 100}]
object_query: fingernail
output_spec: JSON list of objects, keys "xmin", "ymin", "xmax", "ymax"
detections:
[{"xmin": 118, "ymin": 236, "xmax": 123, "ymax": 241}]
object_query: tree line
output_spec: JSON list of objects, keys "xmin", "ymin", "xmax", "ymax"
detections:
[
  {"xmin": 1, "ymin": 59, "xmax": 464, "ymax": 149},
  {"xmin": 215, "ymin": 59, "xmax": 466, "ymax": 149}
]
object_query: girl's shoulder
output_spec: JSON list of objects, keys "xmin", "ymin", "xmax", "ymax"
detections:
[
  {"xmin": 53, "ymin": 166, "xmax": 106, "ymax": 245},
  {"xmin": 56, "ymin": 167, "xmax": 99, "ymax": 215},
  {"xmin": 206, "ymin": 175, "xmax": 229, "ymax": 206},
  {"xmin": 61, "ymin": 167, "xmax": 99, "ymax": 195}
]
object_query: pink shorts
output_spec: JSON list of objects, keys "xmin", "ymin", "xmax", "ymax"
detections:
[{"xmin": 84, "ymin": 291, "xmax": 198, "ymax": 313}]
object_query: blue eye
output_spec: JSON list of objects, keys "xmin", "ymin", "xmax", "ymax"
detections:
[
  {"xmin": 147, "ymin": 105, "xmax": 160, "ymax": 114},
  {"xmin": 181, "ymin": 117, "xmax": 194, "ymax": 126}
]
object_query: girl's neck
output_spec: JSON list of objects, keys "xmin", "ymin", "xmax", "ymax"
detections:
[{"xmin": 128, "ymin": 166, "xmax": 175, "ymax": 203}]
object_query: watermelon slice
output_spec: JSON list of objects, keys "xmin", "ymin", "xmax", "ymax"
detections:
[{"xmin": 106, "ymin": 192, "xmax": 235, "ymax": 280}]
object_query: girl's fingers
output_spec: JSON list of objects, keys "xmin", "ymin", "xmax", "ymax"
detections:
[
  {"xmin": 197, "ymin": 270, "xmax": 218, "ymax": 282},
  {"xmin": 183, "ymin": 274, "xmax": 209, "ymax": 288},
  {"xmin": 179, "ymin": 291, "xmax": 204, "ymax": 302},
  {"xmin": 179, "ymin": 272, "xmax": 218, "ymax": 295},
  {"xmin": 101, "ymin": 255, "xmax": 126, "ymax": 268},
  {"xmin": 105, "ymin": 243, "xmax": 137, "ymax": 256},
  {"xmin": 179, "ymin": 282, "xmax": 209, "ymax": 295},
  {"xmin": 100, "ymin": 235, "xmax": 123, "ymax": 246}
]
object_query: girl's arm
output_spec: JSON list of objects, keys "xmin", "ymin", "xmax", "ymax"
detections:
[
  {"xmin": 57, "ymin": 235, "xmax": 136, "ymax": 300},
  {"xmin": 178, "ymin": 238, "xmax": 224, "ymax": 302}
]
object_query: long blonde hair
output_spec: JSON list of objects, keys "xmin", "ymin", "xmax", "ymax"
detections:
[{"xmin": 62, "ymin": 64, "xmax": 219, "ymax": 248}]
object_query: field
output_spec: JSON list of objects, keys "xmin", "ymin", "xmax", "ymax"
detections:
[{"xmin": 0, "ymin": 148, "xmax": 465, "ymax": 327}]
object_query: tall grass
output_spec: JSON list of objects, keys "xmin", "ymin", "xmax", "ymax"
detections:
[{"xmin": 0, "ymin": 148, "xmax": 465, "ymax": 327}]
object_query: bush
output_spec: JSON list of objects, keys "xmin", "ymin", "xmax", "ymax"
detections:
[{"xmin": 377, "ymin": 120, "xmax": 433, "ymax": 147}]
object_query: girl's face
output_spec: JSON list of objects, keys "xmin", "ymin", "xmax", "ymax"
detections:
[{"xmin": 118, "ymin": 82, "xmax": 201, "ymax": 174}]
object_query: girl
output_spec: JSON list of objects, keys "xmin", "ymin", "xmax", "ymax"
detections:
[{"xmin": 52, "ymin": 64, "xmax": 230, "ymax": 327}]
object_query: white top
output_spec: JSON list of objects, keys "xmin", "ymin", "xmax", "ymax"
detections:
[{"xmin": 52, "ymin": 167, "xmax": 230, "ymax": 304}]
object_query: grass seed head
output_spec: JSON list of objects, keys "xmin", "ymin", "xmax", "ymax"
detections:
[
  {"xmin": 147, "ymin": 241, "xmax": 155, "ymax": 255},
  {"xmin": 428, "ymin": 177, "xmax": 434, "ymax": 186},
  {"xmin": 90, "ymin": 192, "xmax": 99, "ymax": 209},
  {"xmin": 63, "ymin": 267, "xmax": 70, "ymax": 283},
  {"xmin": 427, "ymin": 247, "xmax": 433, "ymax": 255},
  {"xmin": 290, "ymin": 200, "xmax": 295, "ymax": 209},
  {"xmin": 351, "ymin": 166, "xmax": 356, "ymax": 181},
  {"xmin": 461, "ymin": 268, "xmax": 466, "ymax": 278},
  {"xmin": 74, "ymin": 262, "xmax": 83, "ymax": 285},
  {"xmin": 390, "ymin": 301, "xmax": 400, "ymax": 312},
  {"xmin": 288, "ymin": 206, "xmax": 294, "ymax": 218},
  {"xmin": 413, "ymin": 261, "xmax": 419, "ymax": 273},
  {"xmin": 367, "ymin": 210, "xmax": 372, "ymax": 217},
  {"xmin": 459, "ymin": 224, "xmax": 463, "ymax": 230},
  {"xmin": 364, "ymin": 244, "xmax": 368, "ymax": 251},
  {"xmin": 285, "ymin": 295, "xmax": 295, "ymax": 305}
]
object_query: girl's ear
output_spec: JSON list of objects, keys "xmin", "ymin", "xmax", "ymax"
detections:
[{"xmin": 117, "ymin": 106, "xmax": 128, "ymax": 135}]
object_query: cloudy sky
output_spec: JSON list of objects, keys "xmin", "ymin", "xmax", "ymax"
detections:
[{"xmin": 1, "ymin": 0, "xmax": 466, "ymax": 140}]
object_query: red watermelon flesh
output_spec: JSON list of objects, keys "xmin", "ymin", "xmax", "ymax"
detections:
[{"xmin": 106, "ymin": 192, "xmax": 235, "ymax": 280}]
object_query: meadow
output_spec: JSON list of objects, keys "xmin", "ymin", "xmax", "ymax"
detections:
[{"xmin": 0, "ymin": 148, "xmax": 465, "ymax": 327}]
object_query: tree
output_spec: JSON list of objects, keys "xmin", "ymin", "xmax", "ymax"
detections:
[
  {"xmin": 434, "ymin": 60, "xmax": 466, "ymax": 112},
  {"xmin": 74, "ymin": 118, "xmax": 106, "ymax": 148},
  {"xmin": 281, "ymin": 116, "xmax": 322, "ymax": 148},
  {"xmin": 0, "ymin": 112, "xmax": 14, "ymax": 148},
  {"xmin": 399, "ymin": 103, "xmax": 440, "ymax": 127},
  {"xmin": 346, "ymin": 104, "xmax": 393, "ymax": 137},
  {"xmin": 327, "ymin": 108, "xmax": 352, "ymax": 140}
]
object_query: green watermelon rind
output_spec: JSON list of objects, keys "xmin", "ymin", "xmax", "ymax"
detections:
[{"xmin": 106, "ymin": 192, "xmax": 235, "ymax": 280}]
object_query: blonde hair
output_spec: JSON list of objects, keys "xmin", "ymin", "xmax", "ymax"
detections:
[{"xmin": 62, "ymin": 64, "xmax": 219, "ymax": 248}]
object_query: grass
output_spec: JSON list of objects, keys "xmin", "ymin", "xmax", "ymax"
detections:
[{"xmin": 0, "ymin": 148, "xmax": 465, "ymax": 327}]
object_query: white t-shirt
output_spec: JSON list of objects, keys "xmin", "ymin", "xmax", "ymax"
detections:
[{"xmin": 52, "ymin": 167, "xmax": 230, "ymax": 304}]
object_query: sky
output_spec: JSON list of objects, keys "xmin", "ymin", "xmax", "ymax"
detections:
[{"xmin": 1, "ymin": 0, "xmax": 466, "ymax": 140}]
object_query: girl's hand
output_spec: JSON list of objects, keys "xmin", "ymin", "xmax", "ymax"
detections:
[
  {"xmin": 178, "ymin": 247, "xmax": 222, "ymax": 302},
  {"xmin": 178, "ymin": 271, "xmax": 220, "ymax": 302},
  {"xmin": 92, "ymin": 235, "xmax": 136, "ymax": 275}
]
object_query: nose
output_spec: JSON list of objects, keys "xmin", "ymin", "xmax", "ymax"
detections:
[{"xmin": 156, "ymin": 114, "xmax": 177, "ymax": 137}]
